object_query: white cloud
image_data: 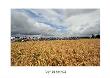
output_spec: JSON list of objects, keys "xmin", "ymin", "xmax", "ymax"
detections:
[
  {"xmin": 33, "ymin": 22, "xmax": 56, "ymax": 34},
  {"xmin": 65, "ymin": 10, "xmax": 100, "ymax": 36},
  {"xmin": 11, "ymin": 9, "xmax": 100, "ymax": 37},
  {"xmin": 11, "ymin": 9, "xmax": 57, "ymax": 36}
]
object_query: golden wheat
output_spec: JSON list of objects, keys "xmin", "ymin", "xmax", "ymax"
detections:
[{"xmin": 11, "ymin": 39, "xmax": 100, "ymax": 66}]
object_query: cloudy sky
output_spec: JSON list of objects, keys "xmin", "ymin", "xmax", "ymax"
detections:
[{"xmin": 11, "ymin": 9, "xmax": 100, "ymax": 37}]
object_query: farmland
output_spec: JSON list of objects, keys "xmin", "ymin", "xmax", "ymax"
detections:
[{"xmin": 11, "ymin": 39, "xmax": 100, "ymax": 66}]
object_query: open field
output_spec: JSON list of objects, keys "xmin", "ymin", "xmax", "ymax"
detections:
[{"xmin": 11, "ymin": 39, "xmax": 100, "ymax": 66}]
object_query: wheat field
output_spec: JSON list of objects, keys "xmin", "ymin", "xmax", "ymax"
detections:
[{"xmin": 11, "ymin": 39, "xmax": 100, "ymax": 66}]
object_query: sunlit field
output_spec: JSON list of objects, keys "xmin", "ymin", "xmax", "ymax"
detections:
[{"xmin": 11, "ymin": 39, "xmax": 100, "ymax": 66}]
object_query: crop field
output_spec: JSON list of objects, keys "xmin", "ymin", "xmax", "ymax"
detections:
[{"xmin": 11, "ymin": 39, "xmax": 100, "ymax": 66}]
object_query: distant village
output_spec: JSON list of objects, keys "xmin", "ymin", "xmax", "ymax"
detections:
[{"xmin": 11, "ymin": 34, "xmax": 100, "ymax": 42}]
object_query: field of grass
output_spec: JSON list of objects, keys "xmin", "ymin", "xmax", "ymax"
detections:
[{"xmin": 11, "ymin": 39, "xmax": 100, "ymax": 66}]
